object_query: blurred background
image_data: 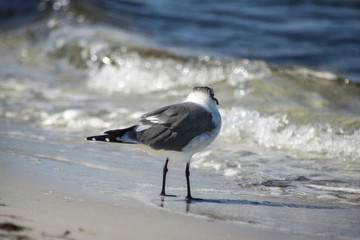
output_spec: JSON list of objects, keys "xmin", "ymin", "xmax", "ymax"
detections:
[{"xmin": 1, "ymin": 0, "xmax": 359, "ymax": 81}]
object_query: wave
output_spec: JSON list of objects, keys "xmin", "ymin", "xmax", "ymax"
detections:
[
  {"xmin": 1, "ymin": 14, "xmax": 359, "ymax": 162},
  {"xmin": 221, "ymin": 107, "xmax": 360, "ymax": 161}
]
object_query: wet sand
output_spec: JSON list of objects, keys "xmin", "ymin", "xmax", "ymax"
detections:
[
  {"xmin": 1, "ymin": 120, "xmax": 359, "ymax": 240},
  {"xmin": 0, "ymin": 151, "xmax": 312, "ymax": 240}
]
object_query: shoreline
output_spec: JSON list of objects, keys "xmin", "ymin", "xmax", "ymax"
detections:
[
  {"xmin": 0, "ymin": 153, "xmax": 309, "ymax": 240},
  {"xmin": 1, "ymin": 121, "xmax": 359, "ymax": 240}
]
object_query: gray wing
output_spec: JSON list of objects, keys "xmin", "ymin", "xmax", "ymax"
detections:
[{"xmin": 134, "ymin": 102, "xmax": 216, "ymax": 151}]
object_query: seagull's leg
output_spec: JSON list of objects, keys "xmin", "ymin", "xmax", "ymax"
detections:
[
  {"xmin": 160, "ymin": 158, "xmax": 169, "ymax": 196},
  {"xmin": 185, "ymin": 162, "xmax": 202, "ymax": 202},
  {"xmin": 185, "ymin": 162, "xmax": 192, "ymax": 200},
  {"xmin": 160, "ymin": 158, "xmax": 176, "ymax": 197}
]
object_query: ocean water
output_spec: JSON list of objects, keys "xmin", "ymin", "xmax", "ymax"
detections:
[{"xmin": 1, "ymin": 0, "xmax": 360, "ymax": 239}]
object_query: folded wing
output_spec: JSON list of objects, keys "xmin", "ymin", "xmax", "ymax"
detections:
[{"xmin": 86, "ymin": 102, "xmax": 216, "ymax": 152}]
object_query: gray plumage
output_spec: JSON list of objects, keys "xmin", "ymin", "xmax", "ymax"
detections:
[{"xmin": 87, "ymin": 102, "xmax": 216, "ymax": 152}]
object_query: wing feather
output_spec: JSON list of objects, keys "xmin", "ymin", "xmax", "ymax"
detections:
[
  {"xmin": 135, "ymin": 102, "xmax": 215, "ymax": 151},
  {"xmin": 86, "ymin": 102, "xmax": 216, "ymax": 152}
]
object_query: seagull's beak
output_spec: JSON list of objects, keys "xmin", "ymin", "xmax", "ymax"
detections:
[{"xmin": 214, "ymin": 97, "xmax": 219, "ymax": 105}]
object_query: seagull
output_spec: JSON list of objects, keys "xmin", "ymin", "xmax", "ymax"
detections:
[{"xmin": 86, "ymin": 86, "xmax": 221, "ymax": 200}]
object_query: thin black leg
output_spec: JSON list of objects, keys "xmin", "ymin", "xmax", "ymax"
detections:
[
  {"xmin": 160, "ymin": 158, "xmax": 176, "ymax": 197},
  {"xmin": 185, "ymin": 162, "xmax": 202, "ymax": 202},
  {"xmin": 185, "ymin": 162, "xmax": 192, "ymax": 200},
  {"xmin": 160, "ymin": 158, "xmax": 169, "ymax": 196}
]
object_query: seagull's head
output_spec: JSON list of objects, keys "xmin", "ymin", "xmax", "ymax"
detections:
[{"xmin": 186, "ymin": 86, "xmax": 219, "ymax": 107}]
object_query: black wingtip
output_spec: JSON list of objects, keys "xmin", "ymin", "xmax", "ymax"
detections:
[
  {"xmin": 86, "ymin": 135, "xmax": 111, "ymax": 142},
  {"xmin": 86, "ymin": 134, "xmax": 129, "ymax": 143},
  {"xmin": 86, "ymin": 136, "xmax": 96, "ymax": 141},
  {"xmin": 86, "ymin": 127, "xmax": 136, "ymax": 143}
]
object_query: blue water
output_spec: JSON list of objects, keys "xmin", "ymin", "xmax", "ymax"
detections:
[
  {"xmin": 3, "ymin": 0, "xmax": 357, "ymax": 81},
  {"xmin": 90, "ymin": 0, "xmax": 360, "ymax": 81}
]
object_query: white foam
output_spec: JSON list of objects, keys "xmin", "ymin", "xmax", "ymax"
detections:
[
  {"xmin": 41, "ymin": 109, "xmax": 111, "ymax": 130},
  {"xmin": 221, "ymin": 107, "xmax": 360, "ymax": 161},
  {"xmin": 87, "ymin": 58, "xmax": 270, "ymax": 95},
  {"xmin": 283, "ymin": 66, "xmax": 338, "ymax": 81},
  {"xmin": 305, "ymin": 184, "xmax": 360, "ymax": 194},
  {"xmin": 88, "ymin": 63, "xmax": 174, "ymax": 94}
]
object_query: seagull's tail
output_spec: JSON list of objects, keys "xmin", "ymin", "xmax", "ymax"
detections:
[{"xmin": 86, "ymin": 126, "xmax": 136, "ymax": 143}]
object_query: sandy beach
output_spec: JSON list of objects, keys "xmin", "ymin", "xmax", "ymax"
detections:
[
  {"xmin": 1, "ymin": 120, "xmax": 359, "ymax": 240},
  {"xmin": 0, "ymin": 152, "xmax": 311, "ymax": 240}
]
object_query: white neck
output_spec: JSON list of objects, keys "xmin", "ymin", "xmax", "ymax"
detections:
[
  {"xmin": 185, "ymin": 91, "xmax": 217, "ymax": 112},
  {"xmin": 185, "ymin": 92, "xmax": 208, "ymax": 105}
]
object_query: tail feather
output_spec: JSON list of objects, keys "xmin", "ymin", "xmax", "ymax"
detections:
[
  {"xmin": 86, "ymin": 126, "xmax": 136, "ymax": 143},
  {"xmin": 86, "ymin": 134, "xmax": 120, "ymax": 143}
]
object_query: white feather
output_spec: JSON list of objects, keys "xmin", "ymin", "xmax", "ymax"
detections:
[
  {"xmin": 135, "ymin": 123, "xmax": 152, "ymax": 132},
  {"xmin": 145, "ymin": 115, "xmax": 160, "ymax": 123}
]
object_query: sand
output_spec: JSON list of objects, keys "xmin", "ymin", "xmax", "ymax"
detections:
[{"xmin": 0, "ymin": 154, "xmax": 311, "ymax": 240}]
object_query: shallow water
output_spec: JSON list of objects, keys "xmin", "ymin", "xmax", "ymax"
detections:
[{"xmin": 1, "ymin": 1, "xmax": 360, "ymax": 239}]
